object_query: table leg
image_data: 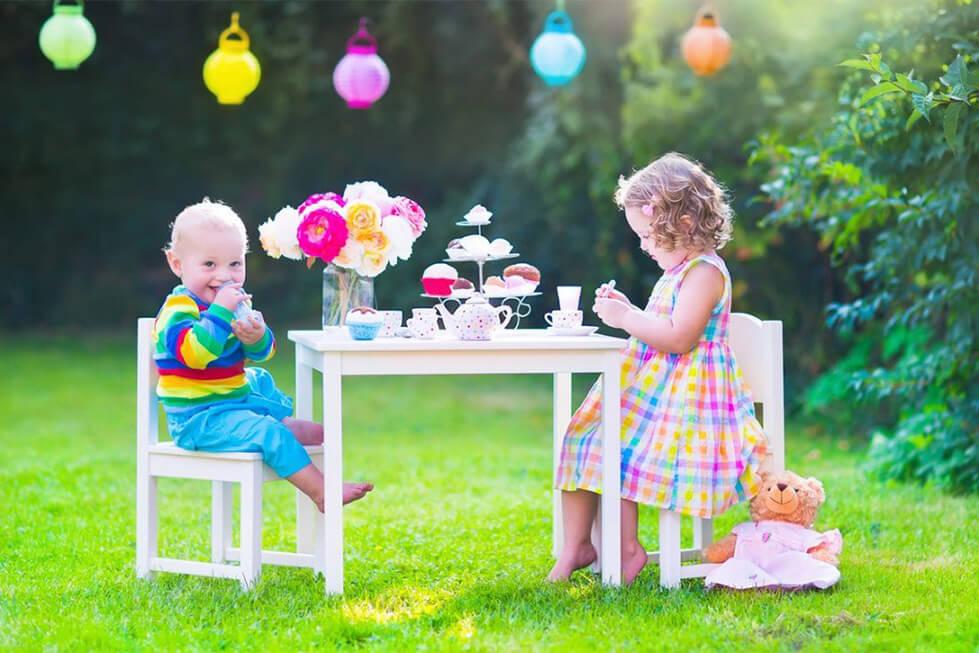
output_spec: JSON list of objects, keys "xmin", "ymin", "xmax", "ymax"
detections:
[
  {"xmin": 295, "ymin": 351, "xmax": 315, "ymax": 557},
  {"xmin": 600, "ymin": 355, "xmax": 622, "ymax": 585},
  {"xmin": 322, "ymin": 353, "xmax": 344, "ymax": 594},
  {"xmin": 552, "ymin": 373, "xmax": 572, "ymax": 559}
]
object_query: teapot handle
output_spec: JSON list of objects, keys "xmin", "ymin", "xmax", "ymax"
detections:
[{"xmin": 497, "ymin": 305, "xmax": 513, "ymax": 329}]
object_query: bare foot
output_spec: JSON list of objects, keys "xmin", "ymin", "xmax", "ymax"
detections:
[
  {"xmin": 622, "ymin": 542, "xmax": 648, "ymax": 585},
  {"xmin": 546, "ymin": 542, "xmax": 598, "ymax": 582},
  {"xmin": 342, "ymin": 482, "xmax": 374, "ymax": 505}
]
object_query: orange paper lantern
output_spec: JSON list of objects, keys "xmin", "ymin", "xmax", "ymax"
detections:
[{"xmin": 681, "ymin": 9, "xmax": 732, "ymax": 76}]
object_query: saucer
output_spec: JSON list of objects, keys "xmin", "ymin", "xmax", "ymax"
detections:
[{"xmin": 546, "ymin": 326, "xmax": 599, "ymax": 337}]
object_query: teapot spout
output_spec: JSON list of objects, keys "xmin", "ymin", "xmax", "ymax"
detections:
[{"xmin": 434, "ymin": 303, "xmax": 456, "ymax": 335}]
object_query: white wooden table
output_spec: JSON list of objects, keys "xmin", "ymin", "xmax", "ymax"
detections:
[{"xmin": 288, "ymin": 328, "xmax": 627, "ymax": 594}]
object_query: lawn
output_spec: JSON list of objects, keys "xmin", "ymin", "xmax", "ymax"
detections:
[{"xmin": 1, "ymin": 331, "xmax": 977, "ymax": 652}]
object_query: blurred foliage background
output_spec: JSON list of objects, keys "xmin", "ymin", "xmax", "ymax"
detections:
[{"xmin": 1, "ymin": 0, "xmax": 975, "ymax": 489}]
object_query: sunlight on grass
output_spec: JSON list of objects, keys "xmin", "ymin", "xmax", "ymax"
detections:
[{"xmin": 1, "ymin": 335, "xmax": 977, "ymax": 651}]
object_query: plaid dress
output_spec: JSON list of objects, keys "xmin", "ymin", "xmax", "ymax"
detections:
[{"xmin": 556, "ymin": 253, "xmax": 767, "ymax": 518}]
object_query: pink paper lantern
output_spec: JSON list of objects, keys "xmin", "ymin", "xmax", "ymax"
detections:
[{"xmin": 333, "ymin": 18, "xmax": 390, "ymax": 109}]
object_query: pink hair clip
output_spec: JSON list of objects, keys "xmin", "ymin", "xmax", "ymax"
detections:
[{"xmin": 641, "ymin": 203, "xmax": 654, "ymax": 217}]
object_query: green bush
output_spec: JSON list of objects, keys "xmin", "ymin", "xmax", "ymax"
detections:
[{"xmin": 753, "ymin": 0, "xmax": 978, "ymax": 491}]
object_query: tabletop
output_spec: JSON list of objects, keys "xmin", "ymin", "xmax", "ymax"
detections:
[{"xmin": 288, "ymin": 328, "xmax": 627, "ymax": 352}]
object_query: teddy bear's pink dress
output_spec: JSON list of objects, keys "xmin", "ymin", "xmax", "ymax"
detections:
[{"xmin": 705, "ymin": 520, "xmax": 843, "ymax": 590}]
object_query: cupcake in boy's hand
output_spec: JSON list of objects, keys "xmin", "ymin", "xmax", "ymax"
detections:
[
  {"xmin": 422, "ymin": 263, "xmax": 458, "ymax": 296},
  {"xmin": 346, "ymin": 306, "xmax": 384, "ymax": 340}
]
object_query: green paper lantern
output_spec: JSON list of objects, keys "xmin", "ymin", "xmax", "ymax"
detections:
[{"xmin": 39, "ymin": 0, "xmax": 96, "ymax": 70}]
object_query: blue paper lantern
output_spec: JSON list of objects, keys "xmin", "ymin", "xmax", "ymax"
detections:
[{"xmin": 530, "ymin": 10, "xmax": 586, "ymax": 86}]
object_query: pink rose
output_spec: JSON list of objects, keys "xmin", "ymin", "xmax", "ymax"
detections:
[
  {"xmin": 298, "ymin": 192, "xmax": 345, "ymax": 216},
  {"xmin": 389, "ymin": 196, "xmax": 427, "ymax": 237},
  {"xmin": 297, "ymin": 207, "xmax": 349, "ymax": 263}
]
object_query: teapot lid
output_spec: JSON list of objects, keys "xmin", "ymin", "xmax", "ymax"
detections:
[{"xmin": 465, "ymin": 292, "xmax": 489, "ymax": 305}]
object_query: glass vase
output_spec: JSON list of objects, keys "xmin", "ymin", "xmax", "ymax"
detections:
[{"xmin": 322, "ymin": 263, "xmax": 375, "ymax": 328}]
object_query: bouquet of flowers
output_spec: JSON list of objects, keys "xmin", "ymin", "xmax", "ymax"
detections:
[{"xmin": 259, "ymin": 181, "xmax": 427, "ymax": 277}]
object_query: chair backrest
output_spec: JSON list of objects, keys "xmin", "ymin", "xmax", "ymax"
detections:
[
  {"xmin": 137, "ymin": 318, "xmax": 160, "ymax": 454},
  {"xmin": 728, "ymin": 313, "xmax": 784, "ymax": 473}
]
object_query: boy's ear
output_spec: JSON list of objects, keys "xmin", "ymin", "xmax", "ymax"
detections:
[{"xmin": 165, "ymin": 249, "xmax": 182, "ymax": 278}]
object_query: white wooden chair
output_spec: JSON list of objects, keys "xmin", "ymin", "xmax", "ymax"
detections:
[
  {"xmin": 583, "ymin": 313, "xmax": 784, "ymax": 588},
  {"xmin": 135, "ymin": 318, "xmax": 325, "ymax": 590},
  {"xmin": 653, "ymin": 313, "xmax": 785, "ymax": 587}
]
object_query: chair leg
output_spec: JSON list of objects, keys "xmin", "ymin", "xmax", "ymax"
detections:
[
  {"xmin": 659, "ymin": 509, "xmax": 682, "ymax": 589},
  {"xmin": 693, "ymin": 517, "xmax": 713, "ymax": 553},
  {"xmin": 211, "ymin": 481, "xmax": 233, "ymax": 563},
  {"xmin": 296, "ymin": 489, "xmax": 315, "ymax": 555},
  {"xmin": 239, "ymin": 465, "xmax": 263, "ymax": 591},
  {"xmin": 136, "ymin": 472, "xmax": 158, "ymax": 579}
]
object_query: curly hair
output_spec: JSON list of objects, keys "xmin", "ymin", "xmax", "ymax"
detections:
[
  {"xmin": 166, "ymin": 198, "xmax": 249, "ymax": 254},
  {"xmin": 614, "ymin": 152, "xmax": 733, "ymax": 252}
]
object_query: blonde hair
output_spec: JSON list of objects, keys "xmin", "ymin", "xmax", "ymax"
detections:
[
  {"xmin": 614, "ymin": 152, "xmax": 733, "ymax": 252},
  {"xmin": 166, "ymin": 198, "xmax": 249, "ymax": 254}
]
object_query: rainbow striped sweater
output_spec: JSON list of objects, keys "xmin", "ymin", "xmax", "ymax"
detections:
[{"xmin": 153, "ymin": 285, "xmax": 276, "ymax": 418}]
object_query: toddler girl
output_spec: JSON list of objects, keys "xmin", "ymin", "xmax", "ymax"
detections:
[
  {"xmin": 548, "ymin": 153, "xmax": 767, "ymax": 584},
  {"xmin": 154, "ymin": 199, "xmax": 373, "ymax": 512}
]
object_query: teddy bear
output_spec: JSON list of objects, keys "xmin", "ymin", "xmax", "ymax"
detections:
[{"xmin": 702, "ymin": 469, "xmax": 842, "ymax": 590}]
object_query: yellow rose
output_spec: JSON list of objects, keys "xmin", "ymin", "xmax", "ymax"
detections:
[
  {"xmin": 357, "ymin": 249, "xmax": 387, "ymax": 277},
  {"xmin": 344, "ymin": 200, "xmax": 381, "ymax": 236},
  {"xmin": 356, "ymin": 229, "xmax": 391, "ymax": 255}
]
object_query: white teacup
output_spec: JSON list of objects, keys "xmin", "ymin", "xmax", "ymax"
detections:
[
  {"xmin": 406, "ymin": 317, "xmax": 437, "ymax": 339},
  {"xmin": 378, "ymin": 310, "xmax": 403, "ymax": 337},
  {"xmin": 545, "ymin": 310, "xmax": 583, "ymax": 329},
  {"xmin": 557, "ymin": 286, "xmax": 582, "ymax": 312}
]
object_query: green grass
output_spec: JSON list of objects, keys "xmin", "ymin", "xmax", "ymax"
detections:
[{"xmin": 1, "ymin": 331, "xmax": 977, "ymax": 652}]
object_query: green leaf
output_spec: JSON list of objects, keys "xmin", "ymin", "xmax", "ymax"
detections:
[
  {"xmin": 911, "ymin": 93, "xmax": 934, "ymax": 122},
  {"xmin": 943, "ymin": 103, "xmax": 964, "ymax": 154},
  {"xmin": 860, "ymin": 82, "xmax": 902, "ymax": 106},
  {"xmin": 895, "ymin": 73, "xmax": 928, "ymax": 94},
  {"xmin": 905, "ymin": 110, "xmax": 924, "ymax": 130},
  {"xmin": 839, "ymin": 58, "xmax": 874, "ymax": 72},
  {"xmin": 940, "ymin": 55, "xmax": 968, "ymax": 89},
  {"xmin": 969, "ymin": 70, "xmax": 979, "ymax": 88}
]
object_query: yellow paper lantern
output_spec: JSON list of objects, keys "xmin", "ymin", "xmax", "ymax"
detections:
[{"xmin": 203, "ymin": 12, "xmax": 261, "ymax": 105}]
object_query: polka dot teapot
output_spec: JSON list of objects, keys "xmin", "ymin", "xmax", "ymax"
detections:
[{"xmin": 435, "ymin": 293, "xmax": 513, "ymax": 341}]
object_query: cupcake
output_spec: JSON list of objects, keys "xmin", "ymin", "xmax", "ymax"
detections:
[
  {"xmin": 452, "ymin": 278, "xmax": 475, "ymax": 299},
  {"xmin": 503, "ymin": 263, "xmax": 540, "ymax": 295},
  {"xmin": 345, "ymin": 306, "xmax": 384, "ymax": 340},
  {"xmin": 422, "ymin": 263, "xmax": 459, "ymax": 296},
  {"xmin": 484, "ymin": 275, "xmax": 507, "ymax": 297},
  {"xmin": 445, "ymin": 238, "xmax": 467, "ymax": 260},
  {"xmin": 459, "ymin": 234, "xmax": 491, "ymax": 258},
  {"xmin": 488, "ymin": 238, "xmax": 513, "ymax": 257},
  {"xmin": 463, "ymin": 204, "xmax": 493, "ymax": 225}
]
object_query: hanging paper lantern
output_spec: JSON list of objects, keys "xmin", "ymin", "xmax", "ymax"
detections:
[
  {"xmin": 333, "ymin": 18, "xmax": 390, "ymax": 110},
  {"xmin": 203, "ymin": 12, "xmax": 261, "ymax": 105},
  {"xmin": 530, "ymin": 10, "xmax": 586, "ymax": 86},
  {"xmin": 681, "ymin": 8, "xmax": 732, "ymax": 77},
  {"xmin": 38, "ymin": 0, "xmax": 96, "ymax": 70}
]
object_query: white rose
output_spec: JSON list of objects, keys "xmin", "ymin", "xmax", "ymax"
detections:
[
  {"xmin": 343, "ymin": 181, "xmax": 393, "ymax": 214},
  {"xmin": 259, "ymin": 206, "xmax": 302, "ymax": 260},
  {"xmin": 357, "ymin": 250, "xmax": 388, "ymax": 277},
  {"xmin": 332, "ymin": 238, "xmax": 364, "ymax": 270},
  {"xmin": 381, "ymin": 215, "xmax": 414, "ymax": 265}
]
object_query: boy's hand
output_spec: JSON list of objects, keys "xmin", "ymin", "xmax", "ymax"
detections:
[
  {"xmin": 233, "ymin": 311, "xmax": 267, "ymax": 345},
  {"xmin": 214, "ymin": 283, "xmax": 250, "ymax": 313},
  {"xmin": 593, "ymin": 297, "xmax": 633, "ymax": 329}
]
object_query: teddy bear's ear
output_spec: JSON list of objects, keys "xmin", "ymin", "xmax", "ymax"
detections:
[{"xmin": 806, "ymin": 477, "xmax": 825, "ymax": 504}]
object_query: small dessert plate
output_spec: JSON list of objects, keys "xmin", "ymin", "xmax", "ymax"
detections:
[{"xmin": 546, "ymin": 326, "xmax": 599, "ymax": 337}]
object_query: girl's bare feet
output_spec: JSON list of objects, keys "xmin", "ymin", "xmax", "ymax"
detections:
[
  {"xmin": 546, "ymin": 542, "xmax": 598, "ymax": 582},
  {"xmin": 622, "ymin": 542, "xmax": 648, "ymax": 585}
]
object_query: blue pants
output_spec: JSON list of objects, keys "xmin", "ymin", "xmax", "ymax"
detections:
[{"xmin": 167, "ymin": 368, "xmax": 312, "ymax": 478}]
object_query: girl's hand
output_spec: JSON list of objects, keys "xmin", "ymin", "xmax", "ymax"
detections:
[
  {"xmin": 214, "ymin": 283, "xmax": 250, "ymax": 313},
  {"xmin": 592, "ymin": 298, "xmax": 634, "ymax": 329},
  {"xmin": 596, "ymin": 284, "xmax": 631, "ymax": 305},
  {"xmin": 233, "ymin": 310, "xmax": 266, "ymax": 345}
]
